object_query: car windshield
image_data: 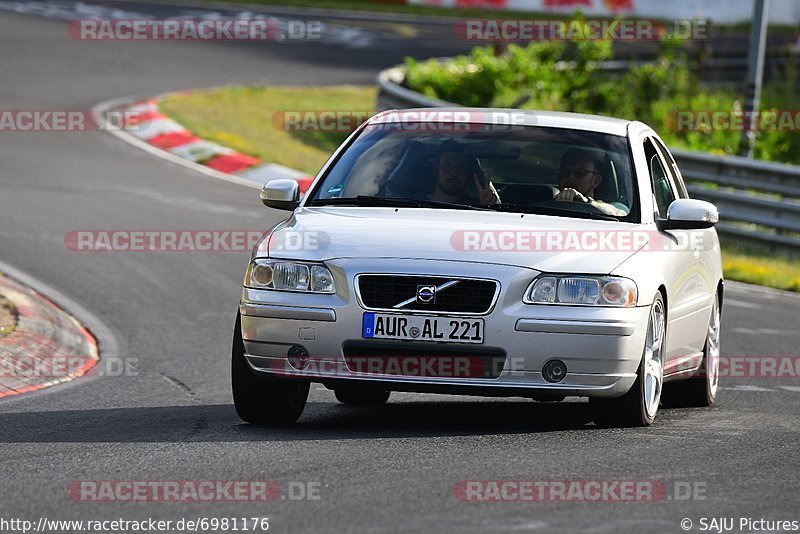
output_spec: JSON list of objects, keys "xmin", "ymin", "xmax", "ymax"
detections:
[{"xmin": 306, "ymin": 123, "xmax": 637, "ymax": 221}]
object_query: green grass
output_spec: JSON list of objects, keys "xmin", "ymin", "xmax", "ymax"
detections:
[
  {"xmin": 0, "ymin": 294, "xmax": 18, "ymax": 336},
  {"xmin": 721, "ymin": 245, "xmax": 800, "ymax": 292},
  {"xmin": 159, "ymin": 85, "xmax": 376, "ymax": 175}
]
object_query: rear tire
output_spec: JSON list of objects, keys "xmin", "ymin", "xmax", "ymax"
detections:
[
  {"xmin": 232, "ymin": 313, "xmax": 309, "ymax": 425},
  {"xmin": 590, "ymin": 293, "xmax": 665, "ymax": 427},
  {"xmin": 662, "ymin": 294, "xmax": 720, "ymax": 408},
  {"xmin": 334, "ymin": 385, "xmax": 390, "ymax": 405}
]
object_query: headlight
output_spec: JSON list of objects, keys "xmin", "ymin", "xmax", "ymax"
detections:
[
  {"xmin": 245, "ymin": 259, "xmax": 335, "ymax": 294},
  {"xmin": 524, "ymin": 275, "xmax": 637, "ymax": 307}
]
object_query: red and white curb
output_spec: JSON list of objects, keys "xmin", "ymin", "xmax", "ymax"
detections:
[
  {"xmin": 0, "ymin": 275, "xmax": 99, "ymax": 399},
  {"xmin": 97, "ymin": 96, "xmax": 314, "ymax": 193}
]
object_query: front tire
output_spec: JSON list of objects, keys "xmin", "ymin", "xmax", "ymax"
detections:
[
  {"xmin": 232, "ymin": 313, "xmax": 309, "ymax": 425},
  {"xmin": 591, "ymin": 292, "xmax": 666, "ymax": 427}
]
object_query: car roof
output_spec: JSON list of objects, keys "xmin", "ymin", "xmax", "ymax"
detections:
[{"xmin": 369, "ymin": 107, "xmax": 632, "ymax": 137}]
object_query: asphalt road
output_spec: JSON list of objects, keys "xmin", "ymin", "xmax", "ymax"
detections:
[{"xmin": 1, "ymin": 2, "xmax": 799, "ymax": 533}]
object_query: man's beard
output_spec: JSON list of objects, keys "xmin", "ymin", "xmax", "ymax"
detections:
[{"xmin": 439, "ymin": 177, "xmax": 467, "ymax": 196}]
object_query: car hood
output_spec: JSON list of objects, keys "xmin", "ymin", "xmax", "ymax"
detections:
[{"xmin": 267, "ymin": 207, "xmax": 646, "ymax": 274}]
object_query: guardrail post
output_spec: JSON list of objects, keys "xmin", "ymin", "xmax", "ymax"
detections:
[{"xmin": 738, "ymin": 0, "xmax": 770, "ymax": 158}]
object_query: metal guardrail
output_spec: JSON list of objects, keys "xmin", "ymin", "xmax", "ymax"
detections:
[
  {"xmin": 674, "ymin": 149, "xmax": 800, "ymax": 254},
  {"xmin": 376, "ymin": 66, "xmax": 800, "ymax": 256}
]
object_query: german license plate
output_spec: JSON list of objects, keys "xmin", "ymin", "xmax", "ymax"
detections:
[{"xmin": 362, "ymin": 313, "xmax": 484, "ymax": 344}]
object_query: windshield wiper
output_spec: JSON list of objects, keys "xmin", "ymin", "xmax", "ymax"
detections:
[
  {"xmin": 486, "ymin": 203, "xmax": 620, "ymax": 221},
  {"xmin": 307, "ymin": 196, "xmax": 491, "ymax": 211}
]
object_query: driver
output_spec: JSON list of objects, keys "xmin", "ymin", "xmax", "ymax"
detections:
[
  {"xmin": 427, "ymin": 140, "xmax": 500, "ymax": 205},
  {"xmin": 555, "ymin": 148, "xmax": 627, "ymax": 217}
]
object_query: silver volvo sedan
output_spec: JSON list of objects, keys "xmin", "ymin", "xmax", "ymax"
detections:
[{"xmin": 232, "ymin": 108, "xmax": 723, "ymax": 427}]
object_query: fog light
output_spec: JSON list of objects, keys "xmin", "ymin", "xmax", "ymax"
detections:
[
  {"xmin": 542, "ymin": 360, "xmax": 567, "ymax": 383},
  {"xmin": 287, "ymin": 346, "xmax": 309, "ymax": 370}
]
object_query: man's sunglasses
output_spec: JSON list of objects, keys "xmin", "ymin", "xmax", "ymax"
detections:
[{"xmin": 558, "ymin": 167, "xmax": 600, "ymax": 179}]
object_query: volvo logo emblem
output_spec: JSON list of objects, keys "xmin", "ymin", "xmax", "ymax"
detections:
[{"xmin": 416, "ymin": 285, "xmax": 436, "ymax": 304}]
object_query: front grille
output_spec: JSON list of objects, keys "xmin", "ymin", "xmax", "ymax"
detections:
[
  {"xmin": 343, "ymin": 343, "xmax": 506, "ymax": 379},
  {"xmin": 357, "ymin": 275, "xmax": 498, "ymax": 314}
]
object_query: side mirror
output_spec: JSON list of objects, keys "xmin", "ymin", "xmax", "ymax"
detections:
[
  {"xmin": 261, "ymin": 179, "xmax": 300, "ymax": 211},
  {"xmin": 658, "ymin": 199, "xmax": 719, "ymax": 230}
]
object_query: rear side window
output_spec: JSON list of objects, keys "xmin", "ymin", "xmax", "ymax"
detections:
[
  {"xmin": 652, "ymin": 137, "xmax": 688, "ymax": 198},
  {"xmin": 644, "ymin": 138, "xmax": 676, "ymax": 219}
]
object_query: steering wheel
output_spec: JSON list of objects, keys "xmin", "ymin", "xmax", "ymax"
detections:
[{"xmin": 534, "ymin": 199, "xmax": 614, "ymax": 216}]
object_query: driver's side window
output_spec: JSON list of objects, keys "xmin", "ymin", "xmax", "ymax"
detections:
[{"xmin": 644, "ymin": 138, "xmax": 676, "ymax": 219}]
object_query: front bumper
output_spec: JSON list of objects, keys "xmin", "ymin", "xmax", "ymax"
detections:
[{"xmin": 239, "ymin": 258, "xmax": 649, "ymax": 398}]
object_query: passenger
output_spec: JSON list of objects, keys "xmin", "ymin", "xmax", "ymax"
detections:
[{"xmin": 427, "ymin": 140, "xmax": 500, "ymax": 205}]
